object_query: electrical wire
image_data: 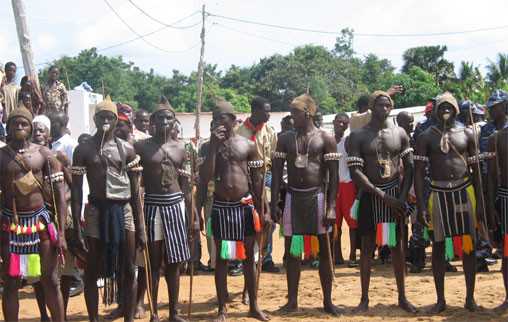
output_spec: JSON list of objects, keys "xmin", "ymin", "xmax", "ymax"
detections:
[
  {"xmin": 208, "ymin": 11, "xmax": 508, "ymax": 38},
  {"xmin": 127, "ymin": 0, "xmax": 201, "ymax": 29},
  {"xmin": 212, "ymin": 22, "xmax": 297, "ymax": 47}
]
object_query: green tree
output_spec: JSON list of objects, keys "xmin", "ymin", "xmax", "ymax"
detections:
[
  {"xmin": 486, "ymin": 53, "xmax": 508, "ymax": 87},
  {"xmin": 402, "ymin": 45, "xmax": 455, "ymax": 85},
  {"xmin": 382, "ymin": 67, "xmax": 440, "ymax": 108}
]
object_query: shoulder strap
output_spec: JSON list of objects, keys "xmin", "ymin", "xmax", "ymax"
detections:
[{"xmin": 115, "ymin": 137, "xmax": 127, "ymax": 172}]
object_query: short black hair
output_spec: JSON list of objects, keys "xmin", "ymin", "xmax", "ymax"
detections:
[
  {"xmin": 334, "ymin": 112, "xmax": 349, "ymax": 120},
  {"xmin": 49, "ymin": 110, "xmax": 69, "ymax": 127},
  {"xmin": 135, "ymin": 109, "xmax": 149, "ymax": 119},
  {"xmin": 356, "ymin": 95, "xmax": 369, "ymax": 112},
  {"xmin": 5, "ymin": 62, "xmax": 16, "ymax": 71},
  {"xmin": 281, "ymin": 115, "xmax": 292, "ymax": 123},
  {"xmin": 48, "ymin": 65, "xmax": 59, "ymax": 72},
  {"xmin": 20, "ymin": 76, "xmax": 29, "ymax": 86},
  {"xmin": 250, "ymin": 96, "xmax": 269, "ymax": 111}
]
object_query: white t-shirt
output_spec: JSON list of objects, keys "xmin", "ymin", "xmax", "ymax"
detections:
[
  {"xmin": 337, "ymin": 136, "xmax": 351, "ymax": 183},
  {"xmin": 51, "ymin": 133, "xmax": 78, "ymax": 164}
]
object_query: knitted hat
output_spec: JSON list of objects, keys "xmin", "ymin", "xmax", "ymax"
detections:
[
  {"xmin": 435, "ymin": 92, "xmax": 459, "ymax": 116},
  {"xmin": 151, "ymin": 95, "xmax": 175, "ymax": 120},
  {"xmin": 290, "ymin": 94, "xmax": 317, "ymax": 116},
  {"xmin": 368, "ymin": 90, "xmax": 394, "ymax": 110},
  {"xmin": 212, "ymin": 98, "xmax": 236, "ymax": 119},
  {"xmin": 95, "ymin": 95, "xmax": 117, "ymax": 117},
  {"xmin": 6, "ymin": 104, "xmax": 33, "ymax": 133}
]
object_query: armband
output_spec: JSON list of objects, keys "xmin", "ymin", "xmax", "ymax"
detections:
[
  {"xmin": 413, "ymin": 155, "xmax": 429, "ymax": 162},
  {"xmin": 70, "ymin": 166, "xmax": 87, "ymax": 176},
  {"xmin": 126, "ymin": 155, "xmax": 141, "ymax": 170},
  {"xmin": 467, "ymin": 155, "xmax": 480, "ymax": 165},
  {"xmin": 177, "ymin": 169, "xmax": 192, "ymax": 178},
  {"xmin": 346, "ymin": 156, "xmax": 364, "ymax": 168},
  {"xmin": 272, "ymin": 151, "xmax": 287, "ymax": 159},
  {"xmin": 399, "ymin": 148, "xmax": 413, "ymax": 159},
  {"xmin": 481, "ymin": 152, "xmax": 496, "ymax": 160},
  {"xmin": 324, "ymin": 153, "xmax": 341, "ymax": 161},
  {"xmin": 129, "ymin": 166, "xmax": 143, "ymax": 173},
  {"xmin": 248, "ymin": 160, "xmax": 264, "ymax": 169},
  {"xmin": 45, "ymin": 172, "xmax": 64, "ymax": 183}
]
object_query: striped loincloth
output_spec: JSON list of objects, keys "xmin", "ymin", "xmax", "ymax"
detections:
[
  {"xmin": 282, "ymin": 186, "xmax": 327, "ymax": 237},
  {"xmin": 428, "ymin": 177, "xmax": 476, "ymax": 259},
  {"xmin": 0, "ymin": 207, "xmax": 55, "ymax": 278},
  {"xmin": 144, "ymin": 192, "xmax": 190, "ymax": 264}
]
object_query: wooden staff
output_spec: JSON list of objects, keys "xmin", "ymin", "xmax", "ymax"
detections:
[
  {"xmin": 323, "ymin": 180, "xmax": 334, "ymax": 281},
  {"xmin": 188, "ymin": 142, "xmax": 198, "ymax": 319},
  {"xmin": 137, "ymin": 178, "xmax": 154, "ymax": 317},
  {"xmin": 47, "ymin": 159, "xmax": 65, "ymax": 266},
  {"xmin": 255, "ymin": 140, "xmax": 268, "ymax": 296}
]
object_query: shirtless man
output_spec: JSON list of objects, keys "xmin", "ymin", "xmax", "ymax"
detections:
[
  {"xmin": 70, "ymin": 96, "xmax": 145, "ymax": 322},
  {"xmin": 200, "ymin": 99, "xmax": 269, "ymax": 322},
  {"xmin": 347, "ymin": 91, "xmax": 416, "ymax": 313},
  {"xmin": 271, "ymin": 94, "xmax": 340, "ymax": 315},
  {"xmin": 486, "ymin": 96, "xmax": 508, "ymax": 311},
  {"xmin": 415, "ymin": 92, "xmax": 485, "ymax": 312},
  {"xmin": 0, "ymin": 106, "xmax": 66, "ymax": 321},
  {"xmin": 135, "ymin": 101, "xmax": 190, "ymax": 322}
]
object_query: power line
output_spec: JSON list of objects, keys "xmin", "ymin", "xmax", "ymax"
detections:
[
  {"xmin": 207, "ymin": 11, "xmax": 508, "ymax": 38},
  {"xmin": 103, "ymin": 0, "xmax": 199, "ymax": 54},
  {"xmin": 212, "ymin": 22, "xmax": 297, "ymax": 48},
  {"xmin": 126, "ymin": 0, "xmax": 200, "ymax": 29}
]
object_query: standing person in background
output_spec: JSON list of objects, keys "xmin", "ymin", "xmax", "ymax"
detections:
[
  {"xmin": 42, "ymin": 66, "xmax": 69, "ymax": 115},
  {"xmin": 19, "ymin": 76, "xmax": 44, "ymax": 115},
  {"xmin": 236, "ymin": 96, "xmax": 278, "ymax": 273},
  {"xmin": 1, "ymin": 62, "xmax": 19, "ymax": 123},
  {"xmin": 133, "ymin": 108, "xmax": 151, "ymax": 140},
  {"xmin": 333, "ymin": 112, "xmax": 358, "ymax": 267}
]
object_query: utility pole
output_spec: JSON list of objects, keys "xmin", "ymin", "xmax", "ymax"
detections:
[
  {"xmin": 194, "ymin": 4, "xmax": 206, "ymax": 139},
  {"xmin": 11, "ymin": 0, "xmax": 40, "ymax": 90}
]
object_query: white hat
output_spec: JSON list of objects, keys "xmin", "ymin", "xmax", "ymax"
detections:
[{"xmin": 33, "ymin": 115, "xmax": 51, "ymax": 131}]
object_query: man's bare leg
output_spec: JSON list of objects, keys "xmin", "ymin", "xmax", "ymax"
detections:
[
  {"xmin": 244, "ymin": 236, "xmax": 269, "ymax": 321},
  {"xmin": 135, "ymin": 267, "xmax": 146, "ymax": 319},
  {"xmin": 280, "ymin": 236, "xmax": 300, "ymax": 312},
  {"xmin": 496, "ymin": 258, "xmax": 508, "ymax": 311},
  {"xmin": 390, "ymin": 234, "xmax": 416, "ymax": 313},
  {"xmin": 214, "ymin": 239, "xmax": 228, "ymax": 322},
  {"xmin": 84, "ymin": 237, "xmax": 100, "ymax": 322},
  {"xmin": 39, "ymin": 238, "xmax": 65, "ymax": 322},
  {"xmin": 165, "ymin": 262, "xmax": 186, "ymax": 322},
  {"xmin": 148, "ymin": 241, "xmax": 163, "ymax": 322},
  {"xmin": 33, "ymin": 281, "xmax": 50, "ymax": 322},
  {"xmin": 354, "ymin": 234, "xmax": 375, "ymax": 312},
  {"xmin": 335, "ymin": 229, "xmax": 344, "ymax": 264},
  {"xmin": 2, "ymin": 276, "xmax": 21, "ymax": 321},
  {"xmin": 349, "ymin": 229, "xmax": 357, "ymax": 262},
  {"xmin": 318, "ymin": 234, "xmax": 342, "ymax": 315},
  {"xmin": 60, "ymin": 275, "xmax": 73, "ymax": 320},
  {"xmin": 462, "ymin": 251, "xmax": 477, "ymax": 311},
  {"xmin": 123, "ymin": 231, "xmax": 138, "ymax": 322},
  {"xmin": 428, "ymin": 242, "xmax": 446, "ymax": 313}
]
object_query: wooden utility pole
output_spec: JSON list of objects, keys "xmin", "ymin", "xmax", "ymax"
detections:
[
  {"xmin": 11, "ymin": 0, "xmax": 40, "ymax": 90},
  {"xmin": 194, "ymin": 4, "xmax": 206, "ymax": 139}
]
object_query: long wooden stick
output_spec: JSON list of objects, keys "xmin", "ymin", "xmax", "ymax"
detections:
[
  {"xmin": 255, "ymin": 140, "xmax": 268, "ymax": 296},
  {"xmin": 324, "ymin": 181, "xmax": 334, "ymax": 281},
  {"xmin": 188, "ymin": 184, "xmax": 197, "ymax": 319},
  {"xmin": 143, "ymin": 246, "xmax": 155, "ymax": 316}
]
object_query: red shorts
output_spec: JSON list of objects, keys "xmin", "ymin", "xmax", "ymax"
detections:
[{"xmin": 336, "ymin": 181, "xmax": 358, "ymax": 229}]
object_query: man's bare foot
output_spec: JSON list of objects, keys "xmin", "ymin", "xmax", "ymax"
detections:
[
  {"xmin": 105, "ymin": 306, "xmax": 123, "ymax": 320},
  {"xmin": 169, "ymin": 314, "xmax": 188, "ymax": 322},
  {"xmin": 150, "ymin": 314, "xmax": 160, "ymax": 322},
  {"xmin": 214, "ymin": 312, "xmax": 227, "ymax": 322},
  {"xmin": 248, "ymin": 308, "xmax": 270, "ymax": 321},
  {"xmin": 134, "ymin": 305, "xmax": 145, "ymax": 319},
  {"xmin": 323, "ymin": 302, "xmax": 343, "ymax": 316},
  {"xmin": 353, "ymin": 298, "xmax": 369, "ymax": 313},
  {"xmin": 398, "ymin": 298, "xmax": 417, "ymax": 313},
  {"xmin": 464, "ymin": 298, "xmax": 479, "ymax": 312},
  {"xmin": 242, "ymin": 292, "xmax": 249, "ymax": 305},
  {"xmin": 427, "ymin": 300, "xmax": 446, "ymax": 314},
  {"xmin": 278, "ymin": 301, "xmax": 299, "ymax": 314},
  {"xmin": 494, "ymin": 300, "xmax": 508, "ymax": 312}
]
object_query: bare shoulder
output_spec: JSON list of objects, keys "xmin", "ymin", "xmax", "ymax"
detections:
[
  {"xmin": 134, "ymin": 137, "xmax": 150, "ymax": 153},
  {"xmin": 319, "ymin": 128, "xmax": 335, "ymax": 144},
  {"xmin": 277, "ymin": 130, "xmax": 294, "ymax": 147},
  {"xmin": 349, "ymin": 127, "xmax": 366, "ymax": 143}
]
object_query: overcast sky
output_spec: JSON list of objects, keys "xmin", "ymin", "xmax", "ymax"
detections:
[{"xmin": 1, "ymin": 0, "xmax": 507, "ymax": 79}]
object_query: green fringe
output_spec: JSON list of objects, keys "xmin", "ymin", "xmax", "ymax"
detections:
[
  {"xmin": 351, "ymin": 199, "xmax": 360, "ymax": 221},
  {"xmin": 279, "ymin": 224, "xmax": 284, "ymax": 238},
  {"xmin": 220, "ymin": 240, "xmax": 230, "ymax": 260},
  {"xmin": 423, "ymin": 226, "xmax": 429, "ymax": 241},
  {"xmin": 289, "ymin": 235, "xmax": 304, "ymax": 258},
  {"xmin": 388, "ymin": 222, "xmax": 397, "ymax": 247},
  {"xmin": 445, "ymin": 237, "xmax": 454, "ymax": 261},
  {"xmin": 206, "ymin": 217, "xmax": 213, "ymax": 238}
]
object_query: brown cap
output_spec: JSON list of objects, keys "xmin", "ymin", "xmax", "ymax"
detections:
[
  {"xmin": 95, "ymin": 95, "xmax": 117, "ymax": 117},
  {"xmin": 290, "ymin": 94, "xmax": 317, "ymax": 116},
  {"xmin": 151, "ymin": 95, "xmax": 175, "ymax": 120},
  {"xmin": 212, "ymin": 98, "xmax": 236, "ymax": 119},
  {"xmin": 435, "ymin": 92, "xmax": 459, "ymax": 115},
  {"xmin": 7, "ymin": 104, "xmax": 33, "ymax": 125},
  {"xmin": 368, "ymin": 90, "xmax": 394, "ymax": 110}
]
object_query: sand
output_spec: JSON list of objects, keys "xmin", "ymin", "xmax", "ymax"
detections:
[{"xmin": 16, "ymin": 226, "xmax": 508, "ymax": 322}]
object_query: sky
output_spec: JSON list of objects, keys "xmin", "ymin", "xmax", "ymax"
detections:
[{"xmin": 1, "ymin": 0, "xmax": 508, "ymax": 80}]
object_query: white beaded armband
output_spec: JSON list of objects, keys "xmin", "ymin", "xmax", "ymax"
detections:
[
  {"xmin": 467, "ymin": 155, "xmax": 480, "ymax": 165},
  {"xmin": 248, "ymin": 160, "xmax": 264, "ymax": 169},
  {"xmin": 346, "ymin": 156, "xmax": 364, "ymax": 168},
  {"xmin": 272, "ymin": 151, "xmax": 287, "ymax": 159},
  {"xmin": 481, "ymin": 152, "xmax": 496, "ymax": 160},
  {"xmin": 177, "ymin": 169, "xmax": 192, "ymax": 178},
  {"xmin": 413, "ymin": 155, "xmax": 429, "ymax": 162},
  {"xmin": 70, "ymin": 166, "xmax": 87, "ymax": 176},
  {"xmin": 126, "ymin": 155, "xmax": 141, "ymax": 170},
  {"xmin": 399, "ymin": 148, "xmax": 413, "ymax": 159},
  {"xmin": 44, "ymin": 172, "xmax": 64, "ymax": 183},
  {"xmin": 324, "ymin": 153, "xmax": 341, "ymax": 161}
]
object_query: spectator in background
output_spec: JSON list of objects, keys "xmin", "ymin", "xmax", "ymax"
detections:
[
  {"xmin": 49, "ymin": 111, "xmax": 78, "ymax": 162},
  {"xmin": 43, "ymin": 66, "xmax": 69, "ymax": 115},
  {"xmin": 314, "ymin": 110, "xmax": 323, "ymax": 128},
  {"xmin": 134, "ymin": 108, "xmax": 151, "ymax": 136},
  {"xmin": 115, "ymin": 111, "xmax": 134, "ymax": 143},
  {"xmin": 1, "ymin": 62, "xmax": 19, "ymax": 123},
  {"xmin": 0, "ymin": 105, "xmax": 6, "ymax": 142},
  {"xmin": 20, "ymin": 76, "xmax": 44, "ymax": 115},
  {"xmin": 279, "ymin": 115, "xmax": 294, "ymax": 137}
]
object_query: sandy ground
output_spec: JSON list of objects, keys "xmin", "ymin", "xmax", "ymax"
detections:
[{"xmin": 16, "ymin": 225, "xmax": 508, "ymax": 322}]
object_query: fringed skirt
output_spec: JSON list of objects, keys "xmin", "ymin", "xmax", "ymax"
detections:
[
  {"xmin": 428, "ymin": 177, "xmax": 476, "ymax": 260},
  {"xmin": 144, "ymin": 192, "xmax": 190, "ymax": 264},
  {"xmin": 1, "ymin": 207, "xmax": 55, "ymax": 278}
]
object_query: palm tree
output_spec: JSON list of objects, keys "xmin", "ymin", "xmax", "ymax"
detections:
[{"xmin": 487, "ymin": 53, "xmax": 508, "ymax": 87}]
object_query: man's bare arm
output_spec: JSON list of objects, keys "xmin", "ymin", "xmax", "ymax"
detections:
[
  {"xmin": 398, "ymin": 129, "xmax": 414, "ymax": 203},
  {"xmin": 70, "ymin": 145, "xmax": 85, "ymax": 242},
  {"xmin": 125, "ymin": 145, "xmax": 145, "ymax": 245},
  {"xmin": 270, "ymin": 135, "xmax": 287, "ymax": 222},
  {"xmin": 323, "ymin": 132, "xmax": 338, "ymax": 222},
  {"xmin": 414, "ymin": 133, "xmax": 428, "ymax": 217},
  {"xmin": 486, "ymin": 134, "xmax": 498, "ymax": 228},
  {"xmin": 466, "ymin": 128, "xmax": 486, "ymax": 224}
]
